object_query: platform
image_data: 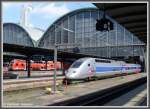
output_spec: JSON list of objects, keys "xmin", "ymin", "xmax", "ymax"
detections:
[
  {"xmin": 3, "ymin": 73, "xmax": 147, "ymax": 107},
  {"xmin": 5, "ymin": 70, "xmax": 63, "ymax": 78},
  {"xmin": 3, "ymin": 76, "xmax": 64, "ymax": 92}
]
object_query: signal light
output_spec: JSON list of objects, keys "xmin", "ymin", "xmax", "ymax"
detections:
[
  {"xmin": 96, "ymin": 17, "xmax": 114, "ymax": 31},
  {"xmin": 73, "ymin": 47, "xmax": 80, "ymax": 53}
]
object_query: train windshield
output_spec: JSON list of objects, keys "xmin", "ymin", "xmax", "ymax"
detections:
[{"xmin": 71, "ymin": 61, "xmax": 83, "ymax": 68}]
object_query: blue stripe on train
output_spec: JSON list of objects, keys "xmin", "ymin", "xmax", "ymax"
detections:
[
  {"xmin": 96, "ymin": 66, "xmax": 122, "ymax": 72},
  {"xmin": 95, "ymin": 66, "xmax": 139, "ymax": 73}
]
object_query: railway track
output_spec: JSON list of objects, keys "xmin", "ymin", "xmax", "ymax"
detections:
[{"xmin": 49, "ymin": 76, "xmax": 147, "ymax": 106}]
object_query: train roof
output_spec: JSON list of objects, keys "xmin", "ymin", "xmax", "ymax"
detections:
[
  {"xmin": 77, "ymin": 57, "xmax": 91, "ymax": 61},
  {"xmin": 79, "ymin": 57, "xmax": 126, "ymax": 64}
]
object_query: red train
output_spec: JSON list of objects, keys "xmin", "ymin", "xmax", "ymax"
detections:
[
  {"xmin": 7, "ymin": 59, "xmax": 71, "ymax": 71},
  {"xmin": 9, "ymin": 59, "xmax": 26, "ymax": 70},
  {"xmin": 30, "ymin": 61, "xmax": 46, "ymax": 70}
]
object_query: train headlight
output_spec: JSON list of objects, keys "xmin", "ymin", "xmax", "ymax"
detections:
[{"xmin": 65, "ymin": 70, "xmax": 68, "ymax": 74}]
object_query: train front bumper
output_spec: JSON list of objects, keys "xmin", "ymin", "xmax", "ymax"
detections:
[{"xmin": 65, "ymin": 70, "xmax": 80, "ymax": 79}]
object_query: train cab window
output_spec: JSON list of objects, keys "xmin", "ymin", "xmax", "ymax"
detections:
[
  {"xmin": 71, "ymin": 61, "xmax": 83, "ymax": 68},
  {"xmin": 88, "ymin": 64, "xmax": 90, "ymax": 67}
]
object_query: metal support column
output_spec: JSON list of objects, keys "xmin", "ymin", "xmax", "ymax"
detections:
[
  {"xmin": 27, "ymin": 56, "xmax": 31, "ymax": 78},
  {"xmin": 115, "ymin": 23, "xmax": 118, "ymax": 56},
  {"xmin": 53, "ymin": 45, "xmax": 58, "ymax": 93},
  {"xmin": 107, "ymin": 31, "xmax": 109, "ymax": 58},
  {"xmin": 61, "ymin": 59, "xmax": 65, "ymax": 75},
  {"xmin": 46, "ymin": 60, "xmax": 47, "ymax": 70},
  {"xmin": 142, "ymin": 47, "xmax": 146, "ymax": 72}
]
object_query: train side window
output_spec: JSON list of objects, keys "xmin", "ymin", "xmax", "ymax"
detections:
[
  {"xmin": 95, "ymin": 59, "xmax": 111, "ymax": 63},
  {"xmin": 88, "ymin": 64, "xmax": 90, "ymax": 67}
]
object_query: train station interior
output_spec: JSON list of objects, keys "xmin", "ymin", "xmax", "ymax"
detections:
[
  {"xmin": 3, "ymin": 3, "xmax": 147, "ymax": 77},
  {"xmin": 2, "ymin": 2, "xmax": 148, "ymax": 107}
]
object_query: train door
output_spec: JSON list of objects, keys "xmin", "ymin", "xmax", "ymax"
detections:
[{"xmin": 87, "ymin": 60, "xmax": 95, "ymax": 78}]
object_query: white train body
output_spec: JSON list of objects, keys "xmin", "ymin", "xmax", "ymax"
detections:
[{"xmin": 65, "ymin": 57, "xmax": 141, "ymax": 80}]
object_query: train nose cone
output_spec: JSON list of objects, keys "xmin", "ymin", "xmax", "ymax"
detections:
[
  {"xmin": 66, "ymin": 74, "xmax": 73, "ymax": 79},
  {"xmin": 65, "ymin": 74, "xmax": 72, "ymax": 79},
  {"xmin": 65, "ymin": 71, "xmax": 78, "ymax": 79}
]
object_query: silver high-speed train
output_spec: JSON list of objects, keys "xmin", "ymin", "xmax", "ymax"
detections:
[{"xmin": 65, "ymin": 57, "xmax": 141, "ymax": 80}]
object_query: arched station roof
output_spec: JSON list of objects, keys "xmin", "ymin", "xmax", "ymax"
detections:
[
  {"xmin": 3, "ymin": 23, "xmax": 44, "ymax": 47},
  {"xmin": 37, "ymin": 7, "xmax": 144, "ymax": 56},
  {"xmin": 3, "ymin": 23, "xmax": 34, "ymax": 47},
  {"xmin": 38, "ymin": 8, "xmax": 100, "ymax": 48}
]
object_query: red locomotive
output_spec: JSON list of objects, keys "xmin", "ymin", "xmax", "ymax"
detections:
[
  {"xmin": 9, "ymin": 59, "xmax": 26, "ymax": 70},
  {"xmin": 8, "ymin": 59, "xmax": 71, "ymax": 71}
]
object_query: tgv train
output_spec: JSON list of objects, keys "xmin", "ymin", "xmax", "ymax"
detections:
[{"xmin": 65, "ymin": 57, "xmax": 141, "ymax": 80}]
